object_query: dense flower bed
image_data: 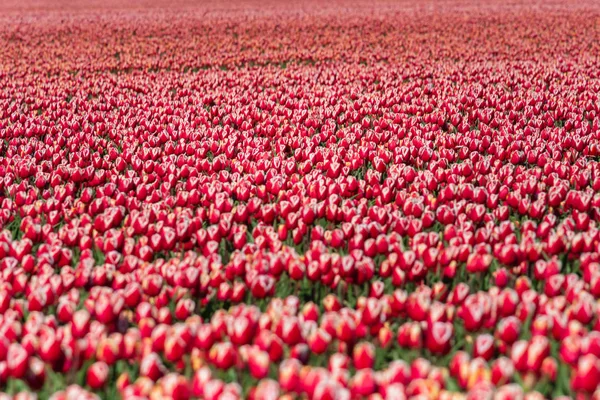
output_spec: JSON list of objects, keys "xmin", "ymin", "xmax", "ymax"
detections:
[{"xmin": 1, "ymin": 0, "xmax": 600, "ymax": 398}]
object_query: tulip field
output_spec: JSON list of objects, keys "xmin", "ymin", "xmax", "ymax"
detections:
[{"xmin": 2, "ymin": 0, "xmax": 600, "ymax": 398}]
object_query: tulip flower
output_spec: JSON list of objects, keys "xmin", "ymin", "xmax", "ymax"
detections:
[{"xmin": 86, "ymin": 361, "xmax": 109, "ymax": 390}]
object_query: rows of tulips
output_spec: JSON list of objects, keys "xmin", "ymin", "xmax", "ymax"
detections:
[{"xmin": 2, "ymin": 0, "xmax": 600, "ymax": 398}]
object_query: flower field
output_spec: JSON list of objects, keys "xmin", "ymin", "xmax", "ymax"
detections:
[{"xmin": 1, "ymin": 0, "xmax": 600, "ymax": 398}]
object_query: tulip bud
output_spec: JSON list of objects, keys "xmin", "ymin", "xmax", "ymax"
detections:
[
  {"xmin": 573, "ymin": 354, "xmax": 600, "ymax": 392},
  {"xmin": 87, "ymin": 361, "xmax": 109, "ymax": 390},
  {"xmin": 248, "ymin": 349, "xmax": 270, "ymax": 379},
  {"xmin": 350, "ymin": 368, "xmax": 377, "ymax": 397},
  {"xmin": 279, "ymin": 359, "xmax": 301, "ymax": 392},
  {"xmin": 425, "ymin": 322, "xmax": 453, "ymax": 355},
  {"xmin": 353, "ymin": 341, "xmax": 375, "ymax": 370}
]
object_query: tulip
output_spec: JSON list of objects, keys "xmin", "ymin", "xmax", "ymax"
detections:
[
  {"xmin": 560, "ymin": 335, "xmax": 581, "ymax": 365},
  {"xmin": 247, "ymin": 349, "xmax": 270, "ymax": 379},
  {"xmin": 159, "ymin": 373, "xmax": 190, "ymax": 400},
  {"xmin": 491, "ymin": 357, "xmax": 514, "ymax": 386},
  {"xmin": 191, "ymin": 367, "xmax": 212, "ymax": 397},
  {"xmin": 425, "ymin": 322, "xmax": 453, "ymax": 355},
  {"xmin": 308, "ymin": 328, "xmax": 332, "ymax": 355},
  {"xmin": 250, "ymin": 379, "xmax": 280, "ymax": 400},
  {"xmin": 397, "ymin": 322, "xmax": 422, "ymax": 349},
  {"xmin": 353, "ymin": 341, "xmax": 375, "ymax": 369},
  {"xmin": 208, "ymin": 342, "xmax": 237, "ymax": 370},
  {"xmin": 7, "ymin": 344, "xmax": 28, "ymax": 379},
  {"xmin": 378, "ymin": 324, "xmax": 394, "ymax": 348},
  {"xmin": 541, "ymin": 357, "xmax": 558, "ymax": 382},
  {"xmin": 140, "ymin": 353, "xmax": 167, "ymax": 381},
  {"xmin": 202, "ymin": 379, "xmax": 225, "ymax": 400},
  {"xmin": 511, "ymin": 340, "xmax": 529, "ymax": 372},
  {"xmin": 279, "ymin": 359, "xmax": 301, "ymax": 392},
  {"xmin": 229, "ymin": 315, "xmax": 255, "ymax": 346},
  {"xmin": 87, "ymin": 361, "xmax": 109, "ymax": 390},
  {"xmin": 472, "ymin": 334, "xmax": 495, "ymax": 361},
  {"xmin": 573, "ymin": 354, "xmax": 600, "ymax": 392},
  {"xmin": 496, "ymin": 316, "xmax": 521, "ymax": 344},
  {"xmin": 350, "ymin": 368, "xmax": 377, "ymax": 397},
  {"xmin": 24, "ymin": 357, "xmax": 46, "ymax": 390}
]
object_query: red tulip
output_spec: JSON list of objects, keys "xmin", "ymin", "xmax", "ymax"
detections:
[
  {"xmin": 159, "ymin": 373, "xmax": 190, "ymax": 400},
  {"xmin": 473, "ymin": 334, "xmax": 495, "ymax": 361},
  {"xmin": 560, "ymin": 335, "xmax": 581, "ymax": 365},
  {"xmin": 541, "ymin": 357, "xmax": 558, "ymax": 382},
  {"xmin": 7, "ymin": 343, "xmax": 28, "ymax": 379},
  {"xmin": 25, "ymin": 357, "xmax": 46, "ymax": 390},
  {"xmin": 397, "ymin": 322, "xmax": 422, "ymax": 349},
  {"xmin": 308, "ymin": 328, "xmax": 332, "ymax": 355},
  {"xmin": 250, "ymin": 379, "xmax": 280, "ymax": 400},
  {"xmin": 194, "ymin": 324, "xmax": 215, "ymax": 351},
  {"xmin": 349, "ymin": 368, "xmax": 377, "ymax": 397},
  {"xmin": 87, "ymin": 361, "xmax": 109, "ymax": 390},
  {"xmin": 208, "ymin": 342, "xmax": 237, "ymax": 370},
  {"xmin": 573, "ymin": 354, "xmax": 600, "ymax": 392},
  {"xmin": 353, "ymin": 341, "xmax": 375, "ymax": 370},
  {"xmin": 191, "ymin": 367, "xmax": 212, "ymax": 397},
  {"xmin": 279, "ymin": 359, "xmax": 301, "ymax": 392},
  {"xmin": 229, "ymin": 315, "xmax": 255, "ymax": 346},
  {"xmin": 247, "ymin": 349, "xmax": 270, "ymax": 379},
  {"xmin": 491, "ymin": 357, "xmax": 514, "ymax": 386},
  {"xmin": 425, "ymin": 322, "xmax": 453, "ymax": 355},
  {"xmin": 140, "ymin": 352, "xmax": 167, "ymax": 381},
  {"xmin": 378, "ymin": 325, "xmax": 394, "ymax": 348}
]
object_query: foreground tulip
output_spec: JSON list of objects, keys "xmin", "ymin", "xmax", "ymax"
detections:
[
  {"xmin": 350, "ymin": 368, "xmax": 377, "ymax": 397},
  {"xmin": 191, "ymin": 367, "xmax": 212, "ymax": 397},
  {"xmin": 25, "ymin": 357, "xmax": 46, "ymax": 390},
  {"xmin": 309, "ymin": 328, "xmax": 332, "ymax": 355},
  {"xmin": 87, "ymin": 362, "xmax": 109, "ymax": 390},
  {"xmin": 249, "ymin": 379, "xmax": 280, "ymax": 400},
  {"xmin": 7, "ymin": 344, "xmax": 28, "ymax": 379},
  {"xmin": 159, "ymin": 373, "xmax": 190, "ymax": 400},
  {"xmin": 473, "ymin": 334, "xmax": 495, "ymax": 360},
  {"xmin": 573, "ymin": 354, "xmax": 600, "ymax": 392},
  {"xmin": 209, "ymin": 342, "xmax": 237, "ymax": 370},
  {"xmin": 248, "ymin": 349, "xmax": 270, "ymax": 379},
  {"xmin": 140, "ymin": 353, "xmax": 166, "ymax": 381},
  {"xmin": 353, "ymin": 342, "xmax": 375, "ymax": 369},
  {"xmin": 279, "ymin": 359, "xmax": 301, "ymax": 392},
  {"xmin": 426, "ymin": 322, "xmax": 453, "ymax": 355}
]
